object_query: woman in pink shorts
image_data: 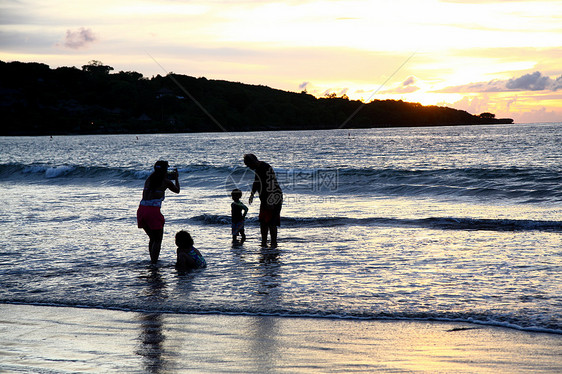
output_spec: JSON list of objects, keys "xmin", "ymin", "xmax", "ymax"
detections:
[{"xmin": 137, "ymin": 160, "xmax": 180, "ymax": 263}]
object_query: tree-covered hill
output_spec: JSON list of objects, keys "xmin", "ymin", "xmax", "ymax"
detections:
[{"xmin": 0, "ymin": 60, "xmax": 512, "ymax": 135}]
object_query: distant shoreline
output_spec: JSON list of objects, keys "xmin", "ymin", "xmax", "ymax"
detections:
[
  {"xmin": 2, "ymin": 120, "xmax": 517, "ymax": 137},
  {"xmin": 1, "ymin": 60, "xmax": 513, "ymax": 136}
]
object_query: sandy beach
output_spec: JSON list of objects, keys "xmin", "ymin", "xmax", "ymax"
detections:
[{"xmin": 0, "ymin": 303, "xmax": 560, "ymax": 373}]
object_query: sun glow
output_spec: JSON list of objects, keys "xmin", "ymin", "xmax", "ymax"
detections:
[
  {"xmin": 110, "ymin": 2, "xmax": 209, "ymax": 16},
  {"xmin": 1, "ymin": 0, "xmax": 562, "ymax": 122}
]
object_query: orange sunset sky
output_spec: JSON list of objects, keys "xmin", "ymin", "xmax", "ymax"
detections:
[{"xmin": 2, "ymin": 0, "xmax": 561, "ymax": 123}]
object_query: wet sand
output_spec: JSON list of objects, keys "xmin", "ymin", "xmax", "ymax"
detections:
[{"xmin": 0, "ymin": 303, "xmax": 560, "ymax": 373}]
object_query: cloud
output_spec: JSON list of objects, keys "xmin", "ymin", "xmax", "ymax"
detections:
[
  {"xmin": 63, "ymin": 28, "xmax": 96, "ymax": 49},
  {"xmin": 391, "ymin": 85, "xmax": 420, "ymax": 94},
  {"xmin": 506, "ymin": 71, "xmax": 550, "ymax": 91},
  {"xmin": 552, "ymin": 76, "xmax": 562, "ymax": 91},
  {"xmin": 0, "ymin": 30, "xmax": 56, "ymax": 50},
  {"xmin": 439, "ymin": 95, "xmax": 491, "ymax": 115},
  {"xmin": 514, "ymin": 106, "xmax": 562, "ymax": 123},
  {"xmin": 298, "ymin": 81, "xmax": 310, "ymax": 90},
  {"xmin": 402, "ymin": 76, "xmax": 416, "ymax": 86},
  {"xmin": 437, "ymin": 80, "xmax": 506, "ymax": 93},
  {"xmin": 437, "ymin": 71, "xmax": 562, "ymax": 93},
  {"xmin": 380, "ymin": 75, "xmax": 420, "ymax": 94},
  {"xmin": 506, "ymin": 96, "xmax": 517, "ymax": 110},
  {"xmin": 439, "ymin": 92, "xmax": 562, "ymax": 123}
]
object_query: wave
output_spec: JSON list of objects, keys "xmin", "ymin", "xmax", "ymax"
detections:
[
  {"xmin": 2, "ymin": 163, "xmax": 561, "ymax": 202},
  {"xmin": 3, "ymin": 301, "xmax": 560, "ymax": 335},
  {"xmin": 0, "ymin": 163, "xmax": 235, "ymax": 185},
  {"xmin": 332, "ymin": 166, "xmax": 562, "ymax": 202},
  {"xmin": 186, "ymin": 214, "xmax": 562, "ymax": 233},
  {"xmin": 0, "ymin": 163, "xmax": 144, "ymax": 182}
]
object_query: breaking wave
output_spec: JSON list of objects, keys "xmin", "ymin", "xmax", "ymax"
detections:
[{"xmin": 187, "ymin": 214, "xmax": 562, "ymax": 233}]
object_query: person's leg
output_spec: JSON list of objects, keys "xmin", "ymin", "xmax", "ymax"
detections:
[
  {"xmin": 269, "ymin": 204, "xmax": 281, "ymax": 248},
  {"xmin": 150, "ymin": 228, "xmax": 164, "ymax": 263},
  {"xmin": 240, "ymin": 228, "xmax": 246, "ymax": 243},
  {"xmin": 143, "ymin": 227, "xmax": 153, "ymax": 251},
  {"xmin": 144, "ymin": 228, "xmax": 163, "ymax": 263},
  {"xmin": 260, "ymin": 222, "xmax": 268, "ymax": 246},
  {"xmin": 270, "ymin": 225, "xmax": 278, "ymax": 248}
]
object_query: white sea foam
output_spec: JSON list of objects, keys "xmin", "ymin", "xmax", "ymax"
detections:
[{"xmin": 44, "ymin": 165, "xmax": 74, "ymax": 178}]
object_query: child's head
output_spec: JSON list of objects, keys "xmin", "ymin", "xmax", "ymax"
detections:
[
  {"xmin": 175, "ymin": 230, "xmax": 194, "ymax": 248},
  {"xmin": 231, "ymin": 188, "xmax": 243, "ymax": 201}
]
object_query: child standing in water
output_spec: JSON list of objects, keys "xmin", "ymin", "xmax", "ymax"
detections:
[
  {"xmin": 175, "ymin": 230, "xmax": 206, "ymax": 271},
  {"xmin": 231, "ymin": 189, "xmax": 248, "ymax": 244}
]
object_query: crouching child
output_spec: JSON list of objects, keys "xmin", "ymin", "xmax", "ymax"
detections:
[{"xmin": 175, "ymin": 230, "xmax": 206, "ymax": 271}]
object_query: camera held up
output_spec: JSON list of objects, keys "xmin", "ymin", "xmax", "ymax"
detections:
[{"xmin": 167, "ymin": 168, "xmax": 178, "ymax": 179}]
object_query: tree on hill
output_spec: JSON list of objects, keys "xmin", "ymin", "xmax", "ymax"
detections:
[
  {"xmin": 82, "ymin": 60, "xmax": 114, "ymax": 75},
  {"xmin": 479, "ymin": 112, "xmax": 496, "ymax": 119}
]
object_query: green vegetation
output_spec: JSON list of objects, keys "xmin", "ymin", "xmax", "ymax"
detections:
[{"xmin": 0, "ymin": 60, "xmax": 512, "ymax": 135}]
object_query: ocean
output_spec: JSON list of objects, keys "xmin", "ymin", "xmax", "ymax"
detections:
[{"xmin": 0, "ymin": 123, "xmax": 561, "ymax": 334}]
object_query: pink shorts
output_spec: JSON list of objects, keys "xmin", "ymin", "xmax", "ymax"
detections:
[{"xmin": 137, "ymin": 205, "xmax": 165, "ymax": 230}]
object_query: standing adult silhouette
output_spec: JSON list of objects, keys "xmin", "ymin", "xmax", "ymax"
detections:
[
  {"xmin": 244, "ymin": 154, "xmax": 283, "ymax": 248},
  {"xmin": 137, "ymin": 160, "xmax": 180, "ymax": 263}
]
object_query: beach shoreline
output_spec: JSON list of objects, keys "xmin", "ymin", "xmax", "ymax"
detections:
[{"xmin": 1, "ymin": 303, "xmax": 560, "ymax": 373}]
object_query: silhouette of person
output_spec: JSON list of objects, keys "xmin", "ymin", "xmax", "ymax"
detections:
[
  {"xmin": 231, "ymin": 188, "xmax": 248, "ymax": 244},
  {"xmin": 175, "ymin": 230, "xmax": 206, "ymax": 271},
  {"xmin": 244, "ymin": 154, "xmax": 283, "ymax": 248},
  {"xmin": 137, "ymin": 160, "xmax": 180, "ymax": 263}
]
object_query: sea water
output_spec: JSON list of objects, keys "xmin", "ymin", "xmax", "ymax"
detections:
[{"xmin": 0, "ymin": 123, "xmax": 560, "ymax": 333}]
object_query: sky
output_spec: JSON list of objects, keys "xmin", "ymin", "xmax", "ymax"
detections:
[{"xmin": 1, "ymin": 0, "xmax": 562, "ymax": 123}]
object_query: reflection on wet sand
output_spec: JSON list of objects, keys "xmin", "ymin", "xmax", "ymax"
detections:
[
  {"xmin": 258, "ymin": 247, "xmax": 281, "ymax": 295},
  {"xmin": 137, "ymin": 313, "xmax": 165, "ymax": 373},
  {"xmin": 134, "ymin": 250, "xmax": 288, "ymax": 372},
  {"xmin": 136, "ymin": 266, "xmax": 167, "ymax": 373},
  {"xmin": 248, "ymin": 247, "xmax": 283, "ymax": 370}
]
